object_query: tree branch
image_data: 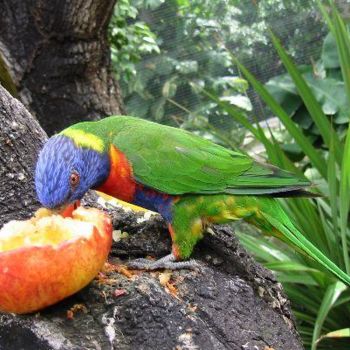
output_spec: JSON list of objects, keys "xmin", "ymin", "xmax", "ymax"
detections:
[{"xmin": 0, "ymin": 85, "xmax": 47, "ymax": 226}]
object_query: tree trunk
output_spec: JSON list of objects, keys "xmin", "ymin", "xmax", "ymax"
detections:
[
  {"xmin": 0, "ymin": 85, "xmax": 47, "ymax": 226},
  {"xmin": 0, "ymin": 0, "xmax": 124, "ymax": 135}
]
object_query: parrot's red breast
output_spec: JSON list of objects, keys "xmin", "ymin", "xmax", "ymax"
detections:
[{"xmin": 96, "ymin": 145, "xmax": 136, "ymax": 202}]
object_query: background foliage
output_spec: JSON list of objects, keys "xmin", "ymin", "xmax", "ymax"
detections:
[
  {"xmin": 265, "ymin": 30, "xmax": 350, "ymax": 161},
  {"xmin": 110, "ymin": 1, "xmax": 350, "ymax": 349},
  {"xmin": 109, "ymin": 0, "xmax": 325, "ymax": 146}
]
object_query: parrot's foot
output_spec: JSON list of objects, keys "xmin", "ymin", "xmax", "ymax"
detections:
[{"xmin": 127, "ymin": 253, "xmax": 200, "ymax": 271}]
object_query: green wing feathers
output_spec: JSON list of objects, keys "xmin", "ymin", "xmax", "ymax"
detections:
[
  {"xmin": 226, "ymin": 162, "xmax": 310, "ymax": 195},
  {"xmin": 108, "ymin": 116, "xmax": 309, "ymax": 195},
  {"xmin": 72, "ymin": 116, "xmax": 310, "ymax": 195}
]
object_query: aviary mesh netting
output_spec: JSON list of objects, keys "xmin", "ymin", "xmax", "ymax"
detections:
[{"xmin": 111, "ymin": 1, "xmax": 337, "ymax": 138}]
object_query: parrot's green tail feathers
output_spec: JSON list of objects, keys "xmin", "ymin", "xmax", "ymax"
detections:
[{"xmin": 257, "ymin": 200, "xmax": 350, "ymax": 286}]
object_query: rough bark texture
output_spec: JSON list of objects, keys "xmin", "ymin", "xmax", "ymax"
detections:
[
  {"xmin": 0, "ymin": 85, "xmax": 47, "ymax": 226},
  {"xmin": 0, "ymin": 0, "xmax": 124, "ymax": 135},
  {"xmin": 0, "ymin": 196, "xmax": 304, "ymax": 350}
]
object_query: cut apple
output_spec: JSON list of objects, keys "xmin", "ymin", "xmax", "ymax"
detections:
[{"xmin": 0, "ymin": 206, "xmax": 112, "ymax": 314}]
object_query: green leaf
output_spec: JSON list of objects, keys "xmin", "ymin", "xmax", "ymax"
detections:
[
  {"xmin": 319, "ymin": 327, "xmax": 350, "ymax": 340},
  {"xmin": 212, "ymin": 76, "xmax": 248, "ymax": 93},
  {"xmin": 330, "ymin": 3, "xmax": 350, "ymax": 102},
  {"xmin": 205, "ymin": 90, "xmax": 300, "ymax": 174},
  {"xmin": 143, "ymin": 0, "xmax": 165, "ymax": 10},
  {"xmin": 304, "ymin": 76, "xmax": 349, "ymax": 118},
  {"xmin": 219, "ymin": 95, "xmax": 252, "ymax": 111},
  {"xmin": 237, "ymin": 232, "xmax": 292, "ymax": 262},
  {"xmin": 276, "ymin": 274, "xmax": 320, "ymax": 286},
  {"xmin": 269, "ymin": 31, "xmax": 343, "ymax": 165},
  {"xmin": 280, "ymin": 143, "xmax": 304, "ymax": 162},
  {"xmin": 203, "ymin": 90, "xmax": 259, "ymax": 138},
  {"xmin": 162, "ymin": 77, "xmax": 178, "ymax": 98},
  {"xmin": 284, "ymin": 286, "xmax": 322, "ymax": 314},
  {"xmin": 175, "ymin": 60, "xmax": 198, "ymax": 74},
  {"xmin": 335, "ymin": 109, "xmax": 350, "ymax": 124},
  {"xmin": 266, "ymin": 68, "xmax": 350, "ymax": 136},
  {"xmin": 176, "ymin": 0, "xmax": 190, "ymax": 7},
  {"xmin": 155, "ymin": 56, "xmax": 175, "ymax": 75},
  {"xmin": 322, "ymin": 32, "xmax": 340, "ymax": 68},
  {"xmin": 265, "ymin": 261, "xmax": 326, "ymax": 285},
  {"xmin": 126, "ymin": 94, "xmax": 150, "ymax": 118},
  {"xmin": 327, "ymin": 135, "xmax": 342, "ymax": 265},
  {"xmin": 319, "ymin": 0, "xmax": 350, "ymax": 274},
  {"xmin": 311, "ymin": 281, "xmax": 347, "ymax": 350},
  {"xmin": 264, "ymin": 261, "xmax": 322, "ymax": 273},
  {"xmin": 339, "ymin": 125, "xmax": 350, "ymax": 273},
  {"xmin": 150, "ymin": 97, "xmax": 166, "ymax": 121},
  {"xmin": 234, "ymin": 57, "xmax": 328, "ymax": 179},
  {"xmin": 265, "ymin": 73, "xmax": 302, "ymax": 116},
  {"xmin": 293, "ymin": 106, "xmax": 313, "ymax": 129}
]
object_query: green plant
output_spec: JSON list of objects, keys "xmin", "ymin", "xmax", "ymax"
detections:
[
  {"xmin": 265, "ymin": 29, "xmax": 350, "ymax": 160},
  {"xmin": 109, "ymin": 0, "xmax": 324, "ymax": 148},
  {"xmin": 207, "ymin": 2, "xmax": 350, "ymax": 349},
  {"xmin": 109, "ymin": 0, "xmax": 160, "ymax": 84},
  {"xmin": 110, "ymin": 1, "xmax": 350, "ymax": 347}
]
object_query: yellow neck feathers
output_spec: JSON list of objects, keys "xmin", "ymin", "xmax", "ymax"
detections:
[{"xmin": 61, "ymin": 129, "xmax": 105, "ymax": 153}]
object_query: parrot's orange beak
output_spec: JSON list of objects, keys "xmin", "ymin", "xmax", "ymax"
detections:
[{"xmin": 58, "ymin": 200, "xmax": 81, "ymax": 218}]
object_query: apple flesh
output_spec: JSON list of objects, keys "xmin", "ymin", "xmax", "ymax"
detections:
[{"xmin": 0, "ymin": 207, "xmax": 112, "ymax": 314}]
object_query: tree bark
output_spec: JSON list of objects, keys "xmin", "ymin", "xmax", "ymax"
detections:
[
  {"xmin": 0, "ymin": 0, "xmax": 124, "ymax": 135},
  {"xmin": 0, "ymin": 85, "xmax": 47, "ymax": 226},
  {"xmin": 0, "ymin": 190, "xmax": 304, "ymax": 350}
]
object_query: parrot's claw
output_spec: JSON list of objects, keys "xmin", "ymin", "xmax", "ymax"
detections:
[{"xmin": 127, "ymin": 253, "xmax": 201, "ymax": 271}]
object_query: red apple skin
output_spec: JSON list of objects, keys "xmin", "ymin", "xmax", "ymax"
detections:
[{"xmin": 0, "ymin": 208, "xmax": 112, "ymax": 314}]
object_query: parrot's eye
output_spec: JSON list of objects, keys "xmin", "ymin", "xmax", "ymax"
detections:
[{"xmin": 70, "ymin": 171, "xmax": 80, "ymax": 187}]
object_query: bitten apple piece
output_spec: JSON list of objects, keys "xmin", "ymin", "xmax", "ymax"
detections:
[{"xmin": 0, "ymin": 207, "xmax": 112, "ymax": 314}]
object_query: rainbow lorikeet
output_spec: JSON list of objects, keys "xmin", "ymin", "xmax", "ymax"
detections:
[{"xmin": 35, "ymin": 116, "xmax": 350, "ymax": 285}]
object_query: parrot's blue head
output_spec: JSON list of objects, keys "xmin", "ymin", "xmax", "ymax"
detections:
[{"xmin": 35, "ymin": 135, "xmax": 110, "ymax": 209}]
